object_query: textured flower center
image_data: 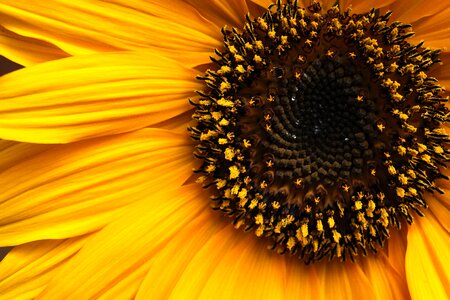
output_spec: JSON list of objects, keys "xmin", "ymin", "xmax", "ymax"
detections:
[{"xmin": 191, "ymin": 0, "xmax": 449, "ymax": 263}]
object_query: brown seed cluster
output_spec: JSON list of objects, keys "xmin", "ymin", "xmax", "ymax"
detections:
[{"xmin": 190, "ymin": 0, "xmax": 449, "ymax": 263}]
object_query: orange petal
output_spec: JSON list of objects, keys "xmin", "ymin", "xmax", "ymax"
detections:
[
  {"xmin": 405, "ymin": 212, "xmax": 450, "ymax": 300},
  {"xmin": 0, "ymin": 25, "xmax": 69, "ymax": 66},
  {"xmin": 0, "ymin": 128, "xmax": 194, "ymax": 246},
  {"xmin": 0, "ymin": 0, "xmax": 220, "ymax": 56},
  {"xmin": 386, "ymin": 0, "xmax": 450, "ymax": 25},
  {"xmin": 38, "ymin": 184, "xmax": 209, "ymax": 299},
  {"xmin": 409, "ymin": 6, "xmax": 450, "ymax": 50},
  {"xmin": 0, "ymin": 51, "xmax": 198, "ymax": 143},
  {"xmin": 342, "ymin": 0, "xmax": 396, "ymax": 14},
  {"xmin": 0, "ymin": 236, "xmax": 89, "ymax": 299}
]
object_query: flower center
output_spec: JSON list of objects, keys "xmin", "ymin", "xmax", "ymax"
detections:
[{"xmin": 190, "ymin": 0, "xmax": 449, "ymax": 263}]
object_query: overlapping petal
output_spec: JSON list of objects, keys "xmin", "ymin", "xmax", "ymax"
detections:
[
  {"xmin": 0, "ymin": 236, "xmax": 89, "ymax": 299},
  {"xmin": 0, "ymin": 51, "xmax": 198, "ymax": 143},
  {"xmin": 405, "ymin": 212, "xmax": 450, "ymax": 300},
  {"xmin": 0, "ymin": 128, "xmax": 193, "ymax": 246},
  {"xmin": 37, "ymin": 184, "xmax": 209, "ymax": 299},
  {"xmin": 0, "ymin": 0, "xmax": 221, "ymax": 58}
]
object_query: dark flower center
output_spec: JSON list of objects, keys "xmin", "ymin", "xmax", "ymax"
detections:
[{"xmin": 190, "ymin": 0, "xmax": 449, "ymax": 263}]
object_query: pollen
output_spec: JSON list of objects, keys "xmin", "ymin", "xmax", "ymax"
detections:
[{"xmin": 191, "ymin": 0, "xmax": 449, "ymax": 264}]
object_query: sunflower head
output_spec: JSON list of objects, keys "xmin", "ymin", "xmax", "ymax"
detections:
[{"xmin": 190, "ymin": 0, "xmax": 449, "ymax": 263}]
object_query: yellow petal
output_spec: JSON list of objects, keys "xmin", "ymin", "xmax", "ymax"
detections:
[
  {"xmin": 406, "ymin": 212, "xmax": 450, "ymax": 300},
  {"xmin": 0, "ymin": 0, "xmax": 220, "ymax": 56},
  {"xmin": 0, "ymin": 51, "xmax": 198, "ymax": 143},
  {"xmin": 184, "ymin": 0, "xmax": 249, "ymax": 29},
  {"xmin": 0, "ymin": 236, "xmax": 89, "ymax": 300},
  {"xmin": 0, "ymin": 128, "xmax": 194, "ymax": 246},
  {"xmin": 166, "ymin": 225, "xmax": 286, "ymax": 299},
  {"xmin": 136, "ymin": 202, "xmax": 227, "ymax": 299},
  {"xmin": 38, "ymin": 184, "xmax": 209, "ymax": 299},
  {"xmin": 0, "ymin": 25, "xmax": 69, "ymax": 66}
]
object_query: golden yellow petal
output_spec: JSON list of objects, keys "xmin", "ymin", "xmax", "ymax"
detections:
[
  {"xmin": 136, "ymin": 202, "xmax": 227, "ymax": 299},
  {"xmin": 38, "ymin": 184, "xmax": 208, "ymax": 299},
  {"xmin": 166, "ymin": 226, "xmax": 286, "ymax": 299},
  {"xmin": 317, "ymin": 261, "xmax": 377, "ymax": 300},
  {"xmin": 0, "ymin": 0, "xmax": 220, "ymax": 56},
  {"xmin": 0, "ymin": 236, "xmax": 89, "ymax": 299},
  {"xmin": 184, "ymin": 0, "xmax": 249, "ymax": 29},
  {"xmin": 406, "ymin": 212, "xmax": 450, "ymax": 300},
  {"xmin": 0, "ymin": 25, "xmax": 69, "ymax": 66},
  {"xmin": 0, "ymin": 128, "xmax": 193, "ymax": 246},
  {"xmin": 0, "ymin": 51, "xmax": 198, "ymax": 143}
]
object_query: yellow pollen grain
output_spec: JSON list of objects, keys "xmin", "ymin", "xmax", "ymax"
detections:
[
  {"xmin": 408, "ymin": 187, "xmax": 418, "ymax": 196},
  {"xmin": 255, "ymin": 40, "xmax": 264, "ymax": 50},
  {"xmin": 253, "ymin": 55, "xmax": 262, "ymax": 63},
  {"xmin": 244, "ymin": 42, "xmax": 253, "ymax": 50},
  {"xmin": 287, "ymin": 237, "xmax": 296, "ymax": 250},
  {"xmin": 218, "ymin": 138, "xmax": 228, "ymax": 145},
  {"xmin": 249, "ymin": 199, "xmax": 258, "ymax": 209},
  {"xmin": 398, "ymin": 173, "xmax": 408, "ymax": 185},
  {"xmin": 243, "ymin": 139, "xmax": 251, "ymax": 148},
  {"xmin": 301, "ymin": 223, "xmax": 309, "ymax": 238},
  {"xmin": 231, "ymin": 184, "xmax": 240, "ymax": 195},
  {"xmin": 255, "ymin": 213, "xmax": 264, "ymax": 225},
  {"xmin": 219, "ymin": 118, "xmax": 229, "ymax": 126},
  {"xmin": 268, "ymin": 29, "xmax": 276, "ymax": 39},
  {"xmin": 228, "ymin": 45, "xmax": 238, "ymax": 54},
  {"xmin": 272, "ymin": 201, "xmax": 280, "ymax": 209},
  {"xmin": 217, "ymin": 65, "xmax": 231, "ymax": 75},
  {"xmin": 234, "ymin": 54, "xmax": 244, "ymax": 62},
  {"xmin": 257, "ymin": 17, "xmax": 268, "ymax": 30},
  {"xmin": 354, "ymin": 200, "xmax": 363, "ymax": 211},
  {"xmin": 255, "ymin": 225, "xmax": 264, "ymax": 237},
  {"xmin": 219, "ymin": 82, "xmax": 231, "ymax": 93},
  {"xmin": 206, "ymin": 164, "xmax": 216, "ymax": 173},
  {"xmin": 224, "ymin": 147, "xmax": 235, "ymax": 161},
  {"xmin": 217, "ymin": 98, "xmax": 234, "ymax": 107},
  {"xmin": 388, "ymin": 165, "xmax": 397, "ymax": 175},
  {"xmin": 238, "ymin": 188, "xmax": 247, "ymax": 200},
  {"xmin": 421, "ymin": 154, "xmax": 432, "ymax": 164},
  {"xmin": 396, "ymin": 187, "xmax": 405, "ymax": 198},
  {"xmin": 281, "ymin": 35, "xmax": 288, "ymax": 45},
  {"xmin": 332, "ymin": 230, "xmax": 342, "ymax": 243},
  {"xmin": 434, "ymin": 145, "xmax": 444, "ymax": 154},
  {"xmin": 397, "ymin": 145, "xmax": 407, "ymax": 155},
  {"xmin": 417, "ymin": 143, "xmax": 427, "ymax": 153},
  {"xmin": 328, "ymin": 217, "xmax": 335, "ymax": 229},
  {"xmin": 216, "ymin": 179, "xmax": 227, "ymax": 189},
  {"xmin": 229, "ymin": 165, "xmax": 240, "ymax": 179},
  {"xmin": 235, "ymin": 65, "xmax": 245, "ymax": 74},
  {"xmin": 316, "ymin": 220, "xmax": 324, "ymax": 232}
]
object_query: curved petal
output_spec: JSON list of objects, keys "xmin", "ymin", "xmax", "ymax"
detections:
[
  {"xmin": 0, "ymin": 51, "xmax": 198, "ymax": 144},
  {"xmin": 0, "ymin": 25, "xmax": 69, "ymax": 66},
  {"xmin": 38, "ymin": 184, "xmax": 209, "ymax": 299},
  {"xmin": 0, "ymin": 128, "xmax": 194, "ymax": 246},
  {"xmin": 386, "ymin": 0, "xmax": 450, "ymax": 25},
  {"xmin": 409, "ymin": 6, "xmax": 450, "ymax": 50},
  {"xmin": 164, "ymin": 226, "xmax": 286, "ymax": 299},
  {"xmin": 0, "ymin": 236, "xmax": 89, "ymax": 299},
  {"xmin": 405, "ymin": 212, "xmax": 450, "ymax": 300},
  {"xmin": 0, "ymin": 0, "xmax": 220, "ymax": 57},
  {"xmin": 342, "ymin": 0, "xmax": 396, "ymax": 13}
]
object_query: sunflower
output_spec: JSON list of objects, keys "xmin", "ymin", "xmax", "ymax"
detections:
[{"xmin": 0, "ymin": 0, "xmax": 449, "ymax": 299}]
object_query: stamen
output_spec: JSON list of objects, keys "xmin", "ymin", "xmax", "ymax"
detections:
[{"xmin": 190, "ymin": 0, "xmax": 449, "ymax": 263}]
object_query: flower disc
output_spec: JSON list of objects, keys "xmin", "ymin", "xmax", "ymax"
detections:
[{"xmin": 190, "ymin": 0, "xmax": 449, "ymax": 263}]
